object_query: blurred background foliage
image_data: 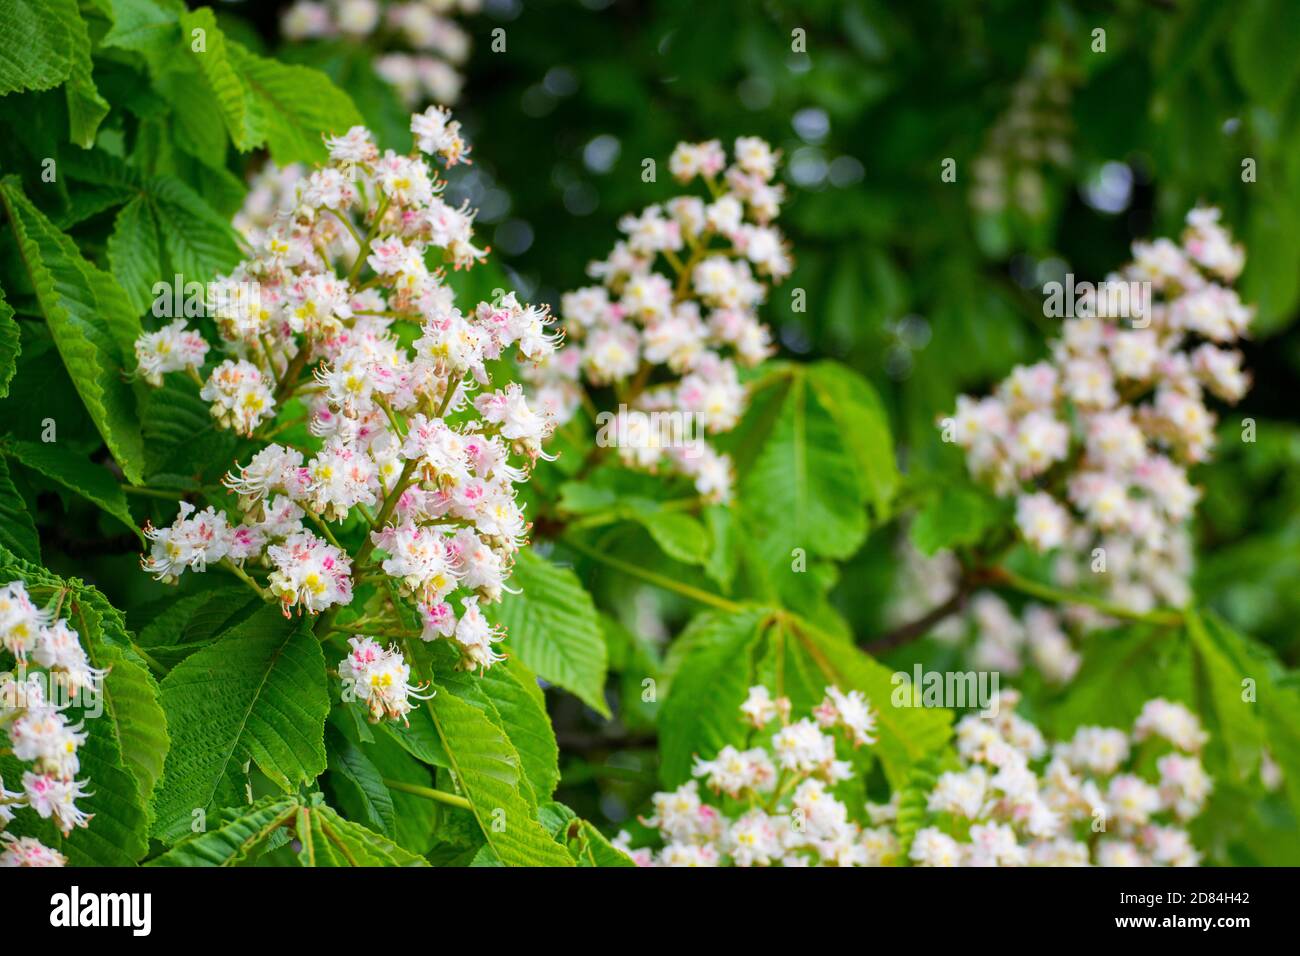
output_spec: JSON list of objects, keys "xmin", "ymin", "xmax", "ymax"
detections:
[{"xmin": 4, "ymin": 0, "xmax": 1297, "ymax": 855}]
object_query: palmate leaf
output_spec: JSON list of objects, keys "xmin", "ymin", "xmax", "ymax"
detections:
[
  {"xmin": 487, "ymin": 549, "xmax": 609, "ymax": 716},
  {"xmin": 152, "ymin": 605, "xmax": 330, "ymax": 844},
  {"xmin": 0, "ymin": 0, "xmax": 73, "ymax": 95},
  {"xmin": 150, "ymin": 792, "xmax": 428, "ymax": 867},
  {"xmin": 423, "ymin": 687, "xmax": 575, "ymax": 867},
  {"xmin": 0, "ymin": 179, "xmax": 146, "ymax": 483},
  {"xmin": 0, "ymin": 545, "xmax": 160, "ymax": 864}
]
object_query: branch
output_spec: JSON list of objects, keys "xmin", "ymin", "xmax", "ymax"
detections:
[{"xmin": 865, "ymin": 588, "xmax": 968, "ymax": 655}]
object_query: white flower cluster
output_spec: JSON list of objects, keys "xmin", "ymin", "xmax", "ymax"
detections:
[
  {"xmin": 520, "ymin": 137, "xmax": 789, "ymax": 503},
  {"xmin": 282, "ymin": 0, "xmax": 477, "ymax": 106},
  {"xmin": 620, "ymin": 684, "xmax": 880, "ymax": 866},
  {"xmin": 0, "ymin": 581, "xmax": 107, "ymax": 866},
  {"xmin": 900, "ymin": 692, "xmax": 1211, "ymax": 867},
  {"xmin": 338, "ymin": 635, "xmax": 433, "ymax": 723},
  {"xmin": 947, "ymin": 208, "xmax": 1251, "ymax": 613},
  {"xmin": 624, "ymin": 686, "xmax": 1212, "ymax": 867},
  {"xmin": 134, "ymin": 109, "xmax": 559, "ymax": 696},
  {"xmin": 970, "ymin": 44, "xmax": 1074, "ymax": 218}
]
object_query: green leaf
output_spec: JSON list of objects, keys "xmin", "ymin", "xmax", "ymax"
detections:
[
  {"xmin": 0, "ymin": 0, "xmax": 73, "ymax": 95},
  {"xmin": 48, "ymin": 0, "xmax": 108, "ymax": 147},
  {"xmin": 558, "ymin": 474, "xmax": 710, "ymax": 566},
  {"xmin": 153, "ymin": 605, "xmax": 330, "ymax": 844},
  {"xmin": 575, "ymin": 820, "xmax": 637, "ymax": 867},
  {"xmin": 141, "ymin": 375, "xmax": 238, "ymax": 483},
  {"xmin": 466, "ymin": 659, "xmax": 560, "ymax": 802},
  {"xmin": 295, "ymin": 801, "xmax": 429, "ymax": 867},
  {"xmin": 423, "ymin": 688, "xmax": 575, "ymax": 866},
  {"xmin": 0, "ymin": 280, "xmax": 19, "ymax": 398},
  {"xmin": 3, "ymin": 438, "xmax": 139, "ymax": 536},
  {"xmin": 0, "ymin": 455, "xmax": 39, "ymax": 562},
  {"xmin": 148, "ymin": 795, "xmax": 298, "ymax": 866},
  {"xmin": 703, "ymin": 504, "xmax": 738, "ymax": 590},
  {"xmin": 179, "ymin": 8, "xmax": 261, "ymax": 149},
  {"xmin": 1229, "ymin": 0, "xmax": 1300, "ymax": 108},
  {"xmin": 326, "ymin": 723, "xmax": 396, "ymax": 838},
  {"xmin": 100, "ymin": 0, "xmax": 183, "ymax": 76},
  {"xmin": 379, "ymin": 702, "xmax": 449, "ymax": 767},
  {"xmin": 643, "ymin": 511, "xmax": 710, "ymax": 565},
  {"xmin": 230, "ymin": 43, "xmax": 363, "ymax": 164},
  {"xmin": 352, "ymin": 725, "xmax": 441, "ymax": 854},
  {"xmin": 657, "ymin": 608, "xmax": 767, "ymax": 785},
  {"xmin": 110, "ymin": 175, "xmax": 243, "ymax": 315},
  {"xmin": 1187, "ymin": 609, "xmax": 1267, "ymax": 782},
  {"xmin": 134, "ymin": 585, "xmax": 262, "ymax": 669},
  {"xmin": 806, "ymin": 361, "xmax": 899, "ymax": 522},
  {"xmin": 488, "ymin": 549, "xmax": 609, "ymax": 716},
  {"xmin": 893, "ymin": 753, "xmax": 943, "ymax": 862},
  {"xmin": 87, "ymin": 638, "xmax": 169, "ymax": 812},
  {"xmin": 909, "ymin": 485, "xmax": 1002, "ymax": 556},
  {"xmin": 108, "ymin": 197, "xmax": 162, "ymax": 316},
  {"xmin": 146, "ymin": 174, "xmax": 243, "ymax": 281},
  {"xmin": 741, "ymin": 366, "xmax": 868, "ymax": 564},
  {"xmin": 0, "ymin": 179, "xmax": 146, "ymax": 483}
]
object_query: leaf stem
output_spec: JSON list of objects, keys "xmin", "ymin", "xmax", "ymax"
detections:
[
  {"xmin": 382, "ymin": 778, "xmax": 472, "ymax": 811},
  {"xmin": 562, "ymin": 535, "xmax": 746, "ymax": 614},
  {"xmin": 987, "ymin": 567, "xmax": 1184, "ymax": 627},
  {"xmin": 121, "ymin": 484, "xmax": 187, "ymax": 500}
]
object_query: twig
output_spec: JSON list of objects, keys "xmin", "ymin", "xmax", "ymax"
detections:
[{"xmin": 866, "ymin": 588, "xmax": 968, "ymax": 655}]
